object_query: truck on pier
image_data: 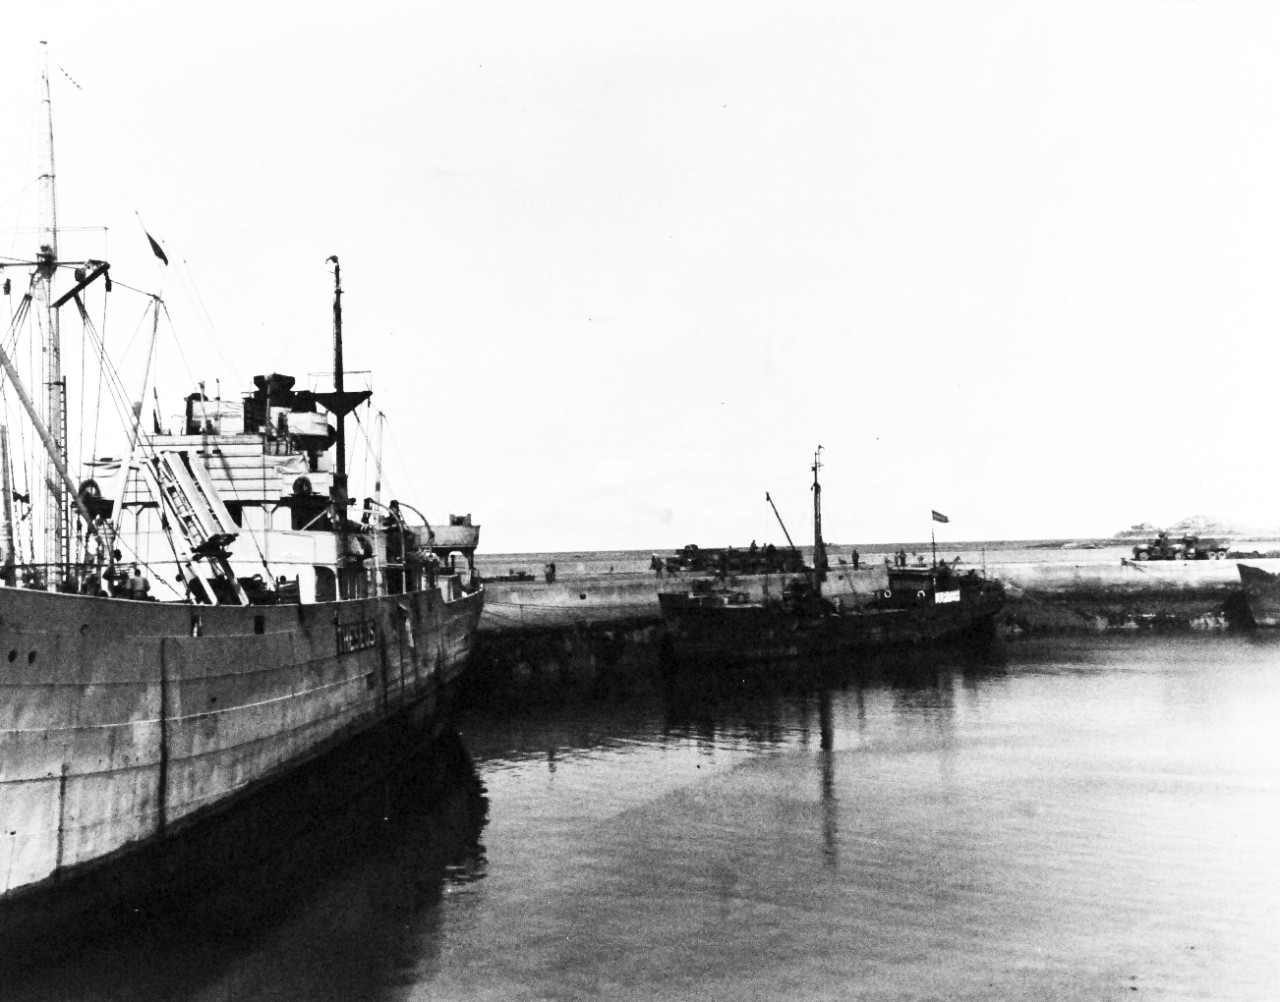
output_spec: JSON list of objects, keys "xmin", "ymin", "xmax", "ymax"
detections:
[
  {"xmin": 668, "ymin": 543, "xmax": 806, "ymax": 575},
  {"xmin": 1132, "ymin": 532, "xmax": 1229, "ymax": 561}
]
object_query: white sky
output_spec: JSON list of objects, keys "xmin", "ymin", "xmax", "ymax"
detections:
[{"xmin": 1, "ymin": 1, "xmax": 1278, "ymax": 552}]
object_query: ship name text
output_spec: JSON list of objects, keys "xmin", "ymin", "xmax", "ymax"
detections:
[{"xmin": 336, "ymin": 619, "xmax": 378, "ymax": 654}]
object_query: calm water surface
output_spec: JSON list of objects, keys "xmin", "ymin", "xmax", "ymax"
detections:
[{"xmin": 8, "ymin": 634, "xmax": 1280, "ymax": 1000}]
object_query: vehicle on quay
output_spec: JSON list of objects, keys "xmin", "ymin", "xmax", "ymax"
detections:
[
  {"xmin": 663, "ymin": 541, "xmax": 807, "ymax": 576},
  {"xmin": 0, "ymin": 55, "xmax": 482, "ymax": 959},
  {"xmin": 1132, "ymin": 532, "xmax": 1230, "ymax": 561},
  {"xmin": 657, "ymin": 449, "xmax": 1004, "ymax": 674}
]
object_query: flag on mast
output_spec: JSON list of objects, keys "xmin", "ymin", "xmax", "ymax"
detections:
[
  {"xmin": 146, "ymin": 231, "xmax": 169, "ymax": 265},
  {"xmin": 932, "ymin": 510, "xmax": 949, "ymax": 524}
]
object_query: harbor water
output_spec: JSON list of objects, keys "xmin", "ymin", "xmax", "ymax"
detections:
[{"xmin": 7, "ymin": 633, "xmax": 1280, "ymax": 1000}]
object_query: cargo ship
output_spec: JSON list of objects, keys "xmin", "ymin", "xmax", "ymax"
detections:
[
  {"xmin": 0, "ymin": 55, "xmax": 482, "ymax": 955},
  {"xmin": 658, "ymin": 449, "xmax": 1003, "ymax": 673}
]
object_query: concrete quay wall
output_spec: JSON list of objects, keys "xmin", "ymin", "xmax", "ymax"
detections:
[
  {"xmin": 479, "ymin": 567, "xmax": 889, "ymax": 633},
  {"xmin": 465, "ymin": 559, "xmax": 1275, "ymax": 705},
  {"xmin": 990, "ymin": 557, "xmax": 1280, "ymax": 593},
  {"xmin": 990, "ymin": 558, "xmax": 1278, "ymax": 633},
  {"xmin": 480, "ymin": 558, "xmax": 1272, "ymax": 636}
]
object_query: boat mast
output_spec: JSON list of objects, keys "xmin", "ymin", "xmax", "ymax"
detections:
[
  {"xmin": 811, "ymin": 445, "xmax": 827, "ymax": 583},
  {"xmin": 327, "ymin": 255, "xmax": 348, "ymax": 511},
  {"xmin": 37, "ymin": 43, "xmax": 69, "ymax": 586},
  {"xmin": 314, "ymin": 257, "xmax": 371, "ymax": 532}
]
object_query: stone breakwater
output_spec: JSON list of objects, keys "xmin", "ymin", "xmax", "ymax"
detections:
[
  {"xmin": 479, "ymin": 557, "xmax": 1274, "ymax": 636},
  {"xmin": 464, "ymin": 559, "xmax": 1271, "ymax": 705},
  {"xmin": 992, "ymin": 558, "xmax": 1269, "ymax": 633}
]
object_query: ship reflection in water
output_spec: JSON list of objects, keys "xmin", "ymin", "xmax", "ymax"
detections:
[{"xmin": 9, "ymin": 636, "xmax": 1280, "ymax": 1001}]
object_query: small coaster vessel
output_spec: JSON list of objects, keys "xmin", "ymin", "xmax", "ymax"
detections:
[{"xmin": 658, "ymin": 449, "xmax": 1004, "ymax": 673}]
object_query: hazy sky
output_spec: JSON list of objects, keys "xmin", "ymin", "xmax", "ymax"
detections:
[{"xmin": 1, "ymin": 1, "xmax": 1278, "ymax": 552}]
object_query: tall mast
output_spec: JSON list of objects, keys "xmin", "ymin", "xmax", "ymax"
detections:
[
  {"xmin": 327, "ymin": 255, "xmax": 348, "ymax": 509},
  {"xmin": 811, "ymin": 445, "xmax": 827, "ymax": 583},
  {"xmin": 37, "ymin": 42, "xmax": 68, "ymax": 584},
  {"xmin": 314, "ymin": 257, "xmax": 370, "ymax": 522}
]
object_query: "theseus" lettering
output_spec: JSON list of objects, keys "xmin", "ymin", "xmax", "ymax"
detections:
[{"xmin": 335, "ymin": 619, "xmax": 378, "ymax": 654}]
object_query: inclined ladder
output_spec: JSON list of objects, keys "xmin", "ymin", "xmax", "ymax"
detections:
[
  {"xmin": 144, "ymin": 451, "xmax": 248, "ymax": 605},
  {"xmin": 55, "ymin": 386, "xmax": 72, "ymax": 573}
]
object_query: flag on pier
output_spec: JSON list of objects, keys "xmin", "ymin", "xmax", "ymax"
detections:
[{"xmin": 932, "ymin": 510, "xmax": 949, "ymax": 524}]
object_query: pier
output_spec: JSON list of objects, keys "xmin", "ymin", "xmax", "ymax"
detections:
[
  {"xmin": 479, "ymin": 556, "xmax": 1265, "ymax": 636},
  {"xmin": 468, "ymin": 555, "xmax": 1268, "ymax": 701}
]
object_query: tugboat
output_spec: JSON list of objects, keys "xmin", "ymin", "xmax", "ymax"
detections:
[
  {"xmin": 657, "ymin": 448, "xmax": 1004, "ymax": 673},
  {"xmin": 0, "ymin": 53, "xmax": 482, "ymax": 958}
]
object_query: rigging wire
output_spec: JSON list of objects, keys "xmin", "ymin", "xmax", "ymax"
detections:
[
  {"xmin": 0, "ymin": 290, "xmax": 38, "ymax": 568},
  {"xmin": 382, "ymin": 416, "xmax": 422, "ymax": 507},
  {"xmin": 157, "ymin": 299, "xmax": 204, "ymax": 398},
  {"xmin": 74, "ymin": 299, "xmax": 153, "ymax": 448},
  {"xmin": 0, "ymin": 55, "xmax": 252, "ymax": 591},
  {"xmin": 34, "ymin": 55, "xmax": 248, "ymax": 398},
  {"xmin": 171, "ymin": 257, "xmax": 244, "ymax": 389}
]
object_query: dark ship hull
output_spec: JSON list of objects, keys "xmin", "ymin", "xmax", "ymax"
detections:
[
  {"xmin": 659, "ymin": 567, "xmax": 1004, "ymax": 673},
  {"xmin": 1236, "ymin": 563, "xmax": 1280, "ymax": 627},
  {"xmin": 0, "ymin": 582, "xmax": 483, "ymax": 966}
]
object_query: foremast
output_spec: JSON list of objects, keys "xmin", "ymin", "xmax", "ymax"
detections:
[{"xmin": 36, "ymin": 44, "xmax": 69, "ymax": 585}]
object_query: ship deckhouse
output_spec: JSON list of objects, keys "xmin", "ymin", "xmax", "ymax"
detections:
[{"xmin": 105, "ymin": 371, "xmax": 479, "ymax": 605}]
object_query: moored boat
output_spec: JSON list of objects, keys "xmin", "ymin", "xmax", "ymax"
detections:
[
  {"xmin": 658, "ymin": 450, "xmax": 1003, "ymax": 674},
  {"xmin": 0, "ymin": 55, "xmax": 482, "ymax": 955},
  {"xmin": 1235, "ymin": 563, "xmax": 1280, "ymax": 626}
]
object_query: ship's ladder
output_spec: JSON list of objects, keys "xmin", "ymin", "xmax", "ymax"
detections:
[{"xmin": 142, "ymin": 451, "xmax": 249, "ymax": 605}]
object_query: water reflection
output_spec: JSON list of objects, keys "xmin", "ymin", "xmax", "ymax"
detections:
[
  {"xmin": 5, "ymin": 732, "xmax": 489, "ymax": 1002},
  {"xmin": 658, "ymin": 639, "xmax": 1010, "ymax": 749},
  {"xmin": 12, "ymin": 634, "xmax": 1280, "ymax": 1000},
  {"xmin": 818, "ymin": 689, "xmax": 837, "ymax": 868}
]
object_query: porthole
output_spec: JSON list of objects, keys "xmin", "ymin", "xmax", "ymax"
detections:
[
  {"xmin": 27, "ymin": 651, "xmax": 36, "ymax": 664},
  {"xmin": 7, "ymin": 650, "xmax": 15, "ymax": 662}
]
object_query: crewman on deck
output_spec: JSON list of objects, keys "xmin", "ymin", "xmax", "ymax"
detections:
[{"xmin": 127, "ymin": 565, "xmax": 151, "ymax": 600}]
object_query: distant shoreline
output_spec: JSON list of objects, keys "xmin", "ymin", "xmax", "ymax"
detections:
[{"xmin": 477, "ymin": 536, "xmax": 1280, "ymax": 562}]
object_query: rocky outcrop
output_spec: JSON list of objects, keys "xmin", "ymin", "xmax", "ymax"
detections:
[{"xmin": 1113, "ymin": 515, "xmax": 1280, "ymax": 540}]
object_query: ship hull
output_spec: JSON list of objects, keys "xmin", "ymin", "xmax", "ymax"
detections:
[
  {"xmin": 658, "ymin": 587, "xmax": 1002, "ymax": 676},
  {"xmin": 1236, "ymin": 563, "xmax": 1280, "ymax": 627},
  {"xmin": 0, "ymin": 583, "xmax": 483, "ymax": 952}
]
